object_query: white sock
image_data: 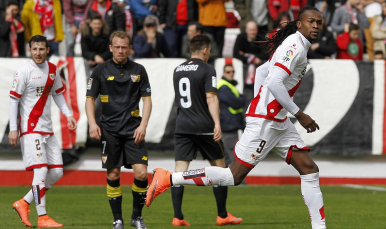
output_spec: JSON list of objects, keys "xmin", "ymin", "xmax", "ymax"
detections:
[
  {"xmin": 172, "ymin": 167, "xmax": 234, "ymax": 186},
  {"xmin": 300, "ymin": 172, "xmax": 326, "ymax": 229},
  {"xmin": 32, "ymin": 167, "xmax": 48, "ymax": 216}
]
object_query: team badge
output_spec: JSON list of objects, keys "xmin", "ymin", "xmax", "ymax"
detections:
[
  {"xmin": 131, "ymin": 74, "xmax": 141, "ymax": 82},
  {"xmin": 251, "ymin": 152, "xmax": 260, "ymax": 161},
  {"xmin": 87, "ymin": 78, "xmax": 93, "ymax": 90},
  {"xmin": 102, "ymin": 155, "xmax": 108, "ymax": 164},
  {"xmin": 49, "ymin": 73, "xmax": 56, "ymax": 80},
  {"xmin": 12, "ymin": 79, "xmax": 18, "ymax": 89},
  {"xmin": 286, "ymin": 50, "xmax": 293, "ymax": 58},
  {"xmin": 212, "ymin": 76, "xmax": 217, "ymax": 88},
  {"xmin": 36, "ymin": 152, "xmax": 43, "ymax": 159}
]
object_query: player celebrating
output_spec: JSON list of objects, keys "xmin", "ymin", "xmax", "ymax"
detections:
[
  {"xmin": 10, "ymin": 35, "xmax": 77, "ymax": 228},
  {"xmin": 170, "ymin": 34, "xmax": 242, "ymax": 226},
  {"xmin": 85, "ymin": 31, "xmax": 152, "ymax": 229},
  {"xmin": 147, "ymin": 6, "xmax": 326, "ymax": 229}
]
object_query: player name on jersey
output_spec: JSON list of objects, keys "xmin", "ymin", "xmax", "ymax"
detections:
[{"xmin": 175, "ymin": 64, "xmax": 199, "ymax": 72}]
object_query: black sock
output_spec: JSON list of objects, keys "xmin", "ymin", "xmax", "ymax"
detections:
[
  {"xmin": 107, "ymin": 178, "xmax": 123, "ymax": 222},
  {"xmin": 171, "ymin": 185, "xmax": 184, "ymax": 220},
  {"xmin": 213, "ymin": 185, "xmax": 228, "ymax": 218},
  {"xmin": 131, "ymin": 178, "xmax": 148, "ymax": 219}
]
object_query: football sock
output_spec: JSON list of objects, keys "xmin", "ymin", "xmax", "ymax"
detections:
[
  {"xmin": 300, "ymin": 172, "xmax": 326, "ymax": 229},
  {"xmin": 171, "ymin": 185, "xmax": 185, "ymax": 220},
  {"xmin": 131, "ymin": 178, "xmax": 147, "ymax": 219},
  {"xmin": 171, "ymin": 167, "xmax": 235, "ymax": 186},
  {"xmin": 213, "ymin": 185, "xmax": 228, "ymax": 218},
  {"xmin": 107, "ymin": 178, "xmax": 123, "ymax": 222},
  {"xmin": 32, "ymin": 167, "xmax": 48, "ymax": 216},
  {"xmin": 24, "ymin": 191, "xmax": 33, "ymax": 204}
]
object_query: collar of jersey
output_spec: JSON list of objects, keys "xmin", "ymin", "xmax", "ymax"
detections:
[
  {"xmin": 111, "ymin": 58, "xmax": 130, "ymax": 68},
  {"xmin": 30, "ymin": 60, "xmax": 47, "ymax": 69},
  {"xmin": 295, "ymin": 31, "xmax": 311, "ymax": 50}
]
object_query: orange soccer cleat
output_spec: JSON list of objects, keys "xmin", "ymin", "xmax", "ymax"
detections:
[
  {"xmin": 146, "ymin": 168, "xmax": 172, "ymax": 207},
  {"xmin": 12, "ymin": 198, "xmax": 32, "ymax": 227},
  {"xmin": 216, "ymin": 212, "xmax": 243, "ymax": 226},
  {"xmin": 172, "ymin": 218, "xmax": 191, "ymax": 226},
  {"xmin": 38, "ymin": 215, "xmax": 63, "ymax": 228}
]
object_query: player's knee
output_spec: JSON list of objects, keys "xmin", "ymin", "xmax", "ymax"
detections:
[
  {"xmin": 233, "ymin": 174, "xmax": 244, "ymax": 186},
  {"xmin": 300, "ymin": 161, "xmax": 319, "ymax": 174},
  {"xmin": 134, "ymin": 170, "xmax": 148, "ymax": 181},
  {"xmin": 50, "ymin": 168, "xmax": 63, "ymax": 180}
]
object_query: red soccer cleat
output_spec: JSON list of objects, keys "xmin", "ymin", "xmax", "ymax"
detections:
[
  {"xmin": 38, "ymin": 215, "xmax": 63, "ymax": 228},
  {"xmin": 172, "ymin": 218, "xmax": 191, "ymax": 226},
  {"xmin": 12, "ymin": 198, "xmax": 32, "ymax": 227},
  {"xmin": 146, "ymin": 168, "xmax": 172, "ymax": 207},
  {"xmin": 216, "ymin": 212, "xmax": 243, "ymax": 226}
]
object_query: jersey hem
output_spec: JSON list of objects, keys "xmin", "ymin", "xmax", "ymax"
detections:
[
  {"xmin": 48, "ymin": 164, "xmax": 63, "ymax": 169},
  {"xmin": 234, "ymin": 148, "xmax": 255, "ymax": 169},
  {"xmin": 245, "ymin": 114, "xmax": 287, "ymax": 122},
  {"xmin": 20, "ymin": 131, "xmax": 54, "ymax": 137},
  {"xmin": 26, "ymin": 163, "xmax": 48, "ymax": 171}
]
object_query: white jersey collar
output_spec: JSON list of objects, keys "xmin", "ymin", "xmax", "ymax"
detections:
[
  {"xmin": 296, "ymin": 31, "xmax": 311, "ymax": 50},
  {"xmin": 30, "ymin": 59, "xmax": 47, "ymax": 69}
]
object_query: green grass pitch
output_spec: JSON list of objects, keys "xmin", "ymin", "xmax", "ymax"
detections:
[{"xmin": 1, "ymin": 185, "xmax": 386, "ymax": 229}]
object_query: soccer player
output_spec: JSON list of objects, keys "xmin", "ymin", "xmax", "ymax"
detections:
[
  {"xmin": 170, "ymin": 34, "xmax": 242, "ymax": 226},
  {"xmin": 147, "ymin": 6, "xmax": 327, "ymax": 229},
  {"xmin": 85, "ymin": 31, "xmax": 152, "ymax": 229},
  {"xmin": 10, "ymin": 35, "xmax": 77, "ymax": 228}
]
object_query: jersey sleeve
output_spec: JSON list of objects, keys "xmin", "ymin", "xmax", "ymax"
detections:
[
  {"xmin": 10, "ymin": 69, "xmax": 26, "ymax": 99},
  {"xmin": 204, "ymin": 66, "xmax": 218, "ymax": 94},
  {"xmin": 86, "ymin": 66, "xmax": 101, "ymax": 98},
  {"xmin": 139, "ymin": 66, "xmax": 151, "ymax": 97},
  {"xmin": 52, "ymin": 69, "xmax": 65, "ymax": 95},
  {"xmin": 273, "ymin": 45, "xmax": 302, "ymax": 76}
]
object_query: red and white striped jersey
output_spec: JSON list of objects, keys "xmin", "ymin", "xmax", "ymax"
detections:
[
  {"xmin": 246, "ymin": 31, "xmax": 311, "ymax": 122},
  {"xmin": 9, "ymin": 60, "xmax": 65, "ymax": 136}
]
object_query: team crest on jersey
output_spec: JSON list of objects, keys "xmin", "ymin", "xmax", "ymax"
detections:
[
  {"xmin": 87, "ymin": 78, "xmax": 93, "ymax": 90},
  {"xmin": 131, "ymin": 74, "xmax": 141, "ymax": 82},
  {"xmin": 251, "ymin": 152, "xmax": 260, "ymax": 161},
  {"xmin": 12, "ymin": 79, "xmax": 18, "ymax": 89},
  {"xmin": 102, "ymin": 155, "xmax": 108, "ymax": 164},
  {"xmin": 36, "ymin": 152, "xmax": 43, "ymax": 159},
  {"xmin": 49, "ymin": 73, "xmax": 55, "ymax": 80}
]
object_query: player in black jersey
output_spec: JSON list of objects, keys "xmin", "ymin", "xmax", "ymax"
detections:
[
  {"xmin": 171, "ymin": 34, "xmax": 243, "ymax": 226},
  {"xmin": 85, "ymin": 31, "xmax": 152, "ymax": 229}
]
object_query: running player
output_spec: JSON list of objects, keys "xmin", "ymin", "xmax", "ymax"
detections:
[
  {"xmin": 170, "ymin": 34, "xmax": 242, "ymax": 226},
  {"xmin": 10, "ymin": 35, "xmax": 77, "ymax": 228},
  {"xmin": 85, "ymin": 31, "xmax": 152, "ymax": 229},
  {"xmin": 146, "ymin": 6, "xmax": 326, "ymax": 229}
]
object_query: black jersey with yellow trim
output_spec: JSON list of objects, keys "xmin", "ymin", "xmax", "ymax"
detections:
[
  {"xmin": 86, "ymin": 58, "xmax": 151, "ymax": 137},
  {"xmin": 173, "ymin": 58, "xmax": 218, "ymax": 134}
]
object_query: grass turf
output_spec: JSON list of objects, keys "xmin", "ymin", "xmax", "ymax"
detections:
[{"xmin": 1, "ymin": 185, "xmax": 385, "ymax": 229}]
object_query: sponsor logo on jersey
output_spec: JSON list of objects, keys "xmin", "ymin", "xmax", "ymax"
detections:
[
  {"xmin": 146, "ymin": 87, "xmax": 151, "ymax": 93},
  {"xmin": 36, "ymin": 86, "xmax": 51, "ymax": 97},
  {"xmin": 299, "ymin": 66, "xmax": 307, "ymax": 78},
  {"xmin": 142, "ymin": 156, "xmax": 148, "ymax": 161},
  {"xmin": 131, "ymin": 74, "xmax": 141, "ymax": 82},
  {"xmin": 87, "ymin": 78, "xmax": 93, "ymax": 90},
  {"xmin": 49, "ymin": 73, "xmax": 56, "ymax": 80},
  {"xmin": 175, "ymin": 64, "xmax": 199, "ymax": 72},
  {"xmin": 131, "ymin": 109, "xmax": 140, "ymax": 117},
  {"xmin": 282, "ymin": 56, "xmax": 290, "ymax": 62},
  {"xmin": 286, "ymin": 50, "xmax": 293, "ymax": 58},
  {"xmin": 102, "ymin": 155, "xmax": 108, "ymax": 164},
  {"xmin": 107, "ymin": 76, "xmax": 115, "ymax": 80},
  {"xmin": 182, "ymin": 168, "xmax": 205, "ymax": 179},
  {"xmin": 12, "ymin": 79, "xmax": 18, "ymax": 89},
  {"xmin": 212, "ymin": 76, "xmax": 217, "ymax": 88}
]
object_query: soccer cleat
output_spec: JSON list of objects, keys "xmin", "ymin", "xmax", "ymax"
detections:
[
  {"xmin": 12, "ymin": 198, "xmax": 32, "ymax": 227},
  {"xmin": 146, "ymin": 168, "xmax": 172, "ymax": 207},
  {"xmin": 130, "ymin": 216, "xmax": 147, "ymax": 229},
  {"xmin": 216, "ymin": 212, "xmax": 243, "ymax": 226},
  {"xmin": 172, "ymin": 218, "xmax": 191, "ymax": 226},
  {"xmin": 37, "ymin": 215, "xmax": 63, "ymax": 228},
  {"xmin": 112, "ymin": 219, "xmax": 124, "ymax": 229}
]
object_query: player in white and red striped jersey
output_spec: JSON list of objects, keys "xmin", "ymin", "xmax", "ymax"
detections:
[
  {"xmin": 9, "ymin": 35, "xmax": 77, "ymax": 228},
  {"xmin": 146, "ymin": 6, "xmax": 327, "ymax": 229}
]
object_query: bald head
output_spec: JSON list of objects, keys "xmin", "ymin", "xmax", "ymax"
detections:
[{"xmin": 245, "ymin": 21, "xmax": 258, "ymax": 40}]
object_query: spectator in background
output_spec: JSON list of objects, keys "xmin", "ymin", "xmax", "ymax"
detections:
[
  {"xmin": 133, "ymin": 14, "xmax": 170, "ymax": 58},
  {"xmin": 0, "ymin": 1, "xmax": 25, "ymax": 57},
  {"xmin": 128, "ymin": 0, "xmax": 158, "ymax": 36},
  {"xmin": 233, "ymin": 21, "xmax": 269, "ymax": 109},
  {"xmin": 181, "ymin": 22, "xmax": 220, "ymax": 64},
  {"xmin": 88, "ymin": 0, "xmax": 126, "ymax": 35},
  {"xmin": 307, "ymin": 18, "xmax": 336, "ymax": 59},
  {"xmin": 337, "ymin": 23, "xmax": 363, "ymax": 60},
  {"xmin": 81, "ymin": 14, "xmax": 111, "ymax": 70},
  {"xmin": 158, "ymin": 0, "xmax": 198, "ymax": 57},
  {"xmin": 21, "ymin": 0, "xmax": 64, "ymax": 57},
  {"xmin": 268, "ymin": 11, "xmax": 291, "ymax": 38},
  {"xmin": 268, "ymin": 0, "xmax": 306, "ymax": 21},
  {"xmin": 196, "ymin": 0, "xmax": 230, "ymax": 56},
  {"xmin": 374, "ymin": 50, "xmax": 385, "ymax": 59},
  {"xmin": 63, "ymin": 0, "xmax": 94, "ymax": 57},
  {"xmin": 234, "ymin": 0, "xmax": 269, "ymax": 36},
  {"xmin": 372, "ymin": 0, "xmax": 386, "ymax": 58},
  {"xmin": 362, "ymin": 0, "xmax": 382, "ymax": 60},
  {"xmin": 218, "ymin": 64, "xmax": 245, "ymax": 167}
]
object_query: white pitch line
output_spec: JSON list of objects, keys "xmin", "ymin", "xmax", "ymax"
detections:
[{"xmin": 342, "ymin": 184, "xmax": 386, "ymax": 191}]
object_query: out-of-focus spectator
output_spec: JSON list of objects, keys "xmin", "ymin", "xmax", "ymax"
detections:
[
  {"xmin": 81, "ymin": 14, "xmax": 111, "ymax": 70},
  {"xmin": 372, "ymin": 0, "xmax": 386, "ymax": 58},
  {"xmin": 196, "ymin": 0, "xmax": 230, "ymax": 56},
  {"xmin": 336, "ymin": 23, "xmax": 363, "ymax": 60},
  {"xmin": 268, "ymin": 0, "xmax": 306, "ymax": 21},
  {"xmin": 128, "ymin": 0, "xmax": 158, "ymax": 36},
  {"xmin": 374, "ymin": 50, "xmax": 385, "ymax": 59},
  {"xmin": 133, "ymin": 14, "xmax": 170, "ymax": 58},
  {"xmin": 362, "ymin": 0, "xmax": 382, "ymax": 60},
  {"xmin": 88, "ymin": 0, "xmax": 126, "ymax": 35},
  {"xmin": 63, "ymin": 0, "xmax": 93, "ymax": 57},
  {"xmin": 21, "ymin": 0, "xmax": 64, "ymax": 57},
  {"xmin": 0, "ymin": 1, "xmax": 25, "ymax": 57},
  {"xmin": 218, "ymin": 64, "xmax": 245, "ymax": 166},
  {"xmin": 308, "ymin": 18, "xmax": 336, "ymax": 59},
  {"xmin": 158, "ymin": 0, "xmax": 198, "ymax": 57},
  {"xmin": 268, "ymin": 11, "xmax": 291, "ymax": 38},
  {"xmin": 181, "ymin": 22, "xmax": 219, "ymax": 63},
  {"xmin": 330, "ymin": 0, "xmax": 369, "ymax": 39},
  {"xmin": 234, "ymin": 0, "xmax": 269, "ymax": 36}
]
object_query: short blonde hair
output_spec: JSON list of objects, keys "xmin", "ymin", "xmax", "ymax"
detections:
[{"xmin": 110, "ymin": 31, "xmax": 131, "ymax": 45}]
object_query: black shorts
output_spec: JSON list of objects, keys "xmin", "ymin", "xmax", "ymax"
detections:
[
  {"xmin": 174, "ymin": 134, "xmax": 224, "ymax": 161},
  {"xmin": 101, "ymin": 128, "xmax": 148, "ymax": 169}
]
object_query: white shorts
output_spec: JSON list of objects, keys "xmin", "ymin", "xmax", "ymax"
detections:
[
  {"xmin": 20, "ymin": 134, "xmax": 63, "ymax": 171},
  {"xmin": 234, "ymin": 117, "xmax": 309, "ymax": 168}
]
